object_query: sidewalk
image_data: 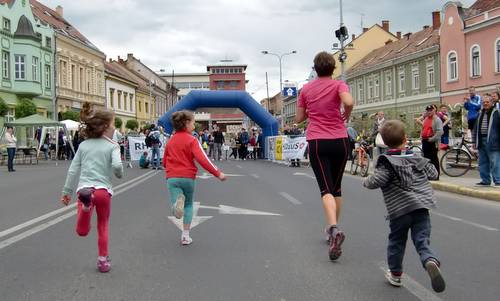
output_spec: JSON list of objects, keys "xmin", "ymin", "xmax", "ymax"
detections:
[{"xmin": 345, "ymin": 161, "xmax": 500, "ymax": 202}]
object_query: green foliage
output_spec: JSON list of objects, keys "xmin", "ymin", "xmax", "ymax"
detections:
[
  {"xmin": 125, "ymin": 119, "xmax": 139, "ymax": 131},
  {"xmin": 15, "ymin": 98, "xmax": 37, "ymax": 119},
  {"xmin": 0, "ymin": 97, "xmax": 8, "ymax": 117},
  {"xmin": 60, "ymin": 110, "xmax": 80, "ymax": 122},
  {"xmin": 114, "ymin": 117, "xmax": 123, "ymax": 129},
  {"xmin": 194, "ymin": 122, "xmax": 203, "ymax": 133}
]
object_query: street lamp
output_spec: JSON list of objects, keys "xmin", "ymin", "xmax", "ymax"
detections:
[{"xmin": 261, "ymin": 50, "xmax": 297, "ymax": 96}]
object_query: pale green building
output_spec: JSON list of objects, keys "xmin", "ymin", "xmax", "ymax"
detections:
[
  {"xmin": 346, "ymin": 18, "xmax": 441, "ymax": 137},
  {"xmin": 0, "ymin": 0, "xmax": 55, "ymax": 126}
]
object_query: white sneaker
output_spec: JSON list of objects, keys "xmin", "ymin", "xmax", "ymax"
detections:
[
  {"xmin": 181, "ymin": 236, "xmax": 193, "ymax": 245},
  {"xmin": 174, "ymin": 194, "xmax": 185, "ymax": 219}
]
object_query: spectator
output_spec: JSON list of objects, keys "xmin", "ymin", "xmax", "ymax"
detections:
[
  {"xmin": 371, "ymin": 111, "xmax": 386, "ymax": 156},
  {"xmin": 148, "ymin": 124, "xmax": 162, "ymax": 170},
  {"xmin": 290, "ymin": 123, "xmax": 301, "ymax": 136},
  {"xmin": 5, "ymin": 126, "xmax": 17, "ymax": 172},
  {"xmin": 249, "ymin": 132, "xmax": 258, "ymax": 160},
  {"xmin": 213, "ymin": 126, "xmax": 225, "ymax": 161},
  {"xmin": 238, "ymin": 128, "xmax": 249, "ymax": 160},
  {"xmin": 492, "ymin": 91, "xmax": 500, "ymax": 109},
  {"xmin": 436, "ymin": 104, "xmax": 451, "ymax": 150},
  {"xmin": 464, "ymin": 86, "xmax": 482, "ymax": 137},
  {"xmin": 42, "ymin": 133, "xmax": 50, "ymax": 160},
  {"xmin": 472, "ymin": 95, "xmax": 500, "ymax": 187},
  {"xmin": 257, "ymin": 129, "xmax": 264, "ymax": 159},
  {"xmin": 419, "ymin": 105, "xmax": 443, "ymax": 180},
  {"xmin": 57, "ymin": 129, "xmax": 65, "ymax": 160},
  {"xmin": 139, "ymin": 151, "xmax": 150, "ymax": 169},
  {"xmin": 346, "ymin": 124, "xmax": 358, "ymax": 160}
]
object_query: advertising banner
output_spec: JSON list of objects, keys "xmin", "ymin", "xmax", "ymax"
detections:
[
  {"xmin": 127, "ymin": 135, "xmax": 167, "ymax": 161},
  {"xmin": 282, "ymin": 136, "xmax": 308, "ymax": 160},
  {"xmin": 275, "ymin": 136, "xmax": 283, "ymax": 161}
]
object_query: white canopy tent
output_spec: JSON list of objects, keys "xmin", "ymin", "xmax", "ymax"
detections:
[
  {"xmin": 0, "ymin": 114, "xmax": 75, "ymax": 165},
  {"xmin": 60, "ymin": 119, "xmax": 80, "ymax": 131}
]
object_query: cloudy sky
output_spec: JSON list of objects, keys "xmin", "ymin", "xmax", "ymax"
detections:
[{"xmin": 41, "ymin": 0, "xmax": 475, "ymax": 102}]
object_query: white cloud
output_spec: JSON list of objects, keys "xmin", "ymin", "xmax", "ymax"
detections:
[{"xmin": 39, "ymin": 0, "xmax": 476, "ymax": 102}]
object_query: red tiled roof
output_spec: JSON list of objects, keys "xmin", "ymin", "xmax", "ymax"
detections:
[
  {"xmin": 105, "ymin": 61, "xmax": 138, "ymax": 87},
  {"xmin": 0, "ymin": 0, "xmax": 14, "ymax": 5},
  {"xmin": 347, "ymin": 27, "xmax": 439, "ymax": 76},
  {"xmin": 109, "ymin": 60, "xmax": 151, "ymax": 93},
  {"xmin": 30, "ymin": 0, "xmax": 100, "ymax": 52},
  {"xmin": 469, "ymin": 0, "xmax": 500, "ymax": 13}
]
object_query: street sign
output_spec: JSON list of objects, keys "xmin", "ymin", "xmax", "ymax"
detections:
[{"xmin": 282, "ymin": 82, "xmax": 297, "ymax": 97}]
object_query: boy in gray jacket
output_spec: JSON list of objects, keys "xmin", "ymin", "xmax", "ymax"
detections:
[{"xmin": 363, "ymin": 120, "xmax": 445, "ymax": 293}]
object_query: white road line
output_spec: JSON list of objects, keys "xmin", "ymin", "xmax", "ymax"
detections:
[
  {"xmin": 378, "ymin": 264, "xmax": 443, "ymax": 301},
  {"xmin": 432, "ymin": 211, "xmax": 499, "ymax": 231},
  {"xmin": 0, "ymin": 170, "xmax": 157, "ymax": 240},
  {"xmin": 236, "ymin": 165, "xmax": 242, "ymax": 169},
  {"xmin": 279, "ymin": 192, "xmax": 302, "ymax": 205},
  {"xmin": 250, "ymin": 173, "xmax": 260, "ymax": 179},
  {"xmin": 0, "ymin": 171, "xmax": 158, "ymax": 251}
]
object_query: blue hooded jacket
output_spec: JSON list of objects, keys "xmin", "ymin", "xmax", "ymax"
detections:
[{"xmin": 464, "ymin": 94, "xmax": 482, "ymax": 121}]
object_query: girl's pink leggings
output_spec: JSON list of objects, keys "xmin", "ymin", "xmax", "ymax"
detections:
[{"xmin": 75, "ymin": 189, "xmax": 111, "ymax": 257}]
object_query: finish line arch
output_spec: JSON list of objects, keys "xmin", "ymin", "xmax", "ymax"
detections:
[{"xmin": 158, "ymin": 90, "xmax": 279, "ymax": 154}]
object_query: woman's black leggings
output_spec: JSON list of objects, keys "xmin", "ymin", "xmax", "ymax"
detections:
[{"xmin": 308, "ymin": 138, "xmax": 349, "ymax": 197}]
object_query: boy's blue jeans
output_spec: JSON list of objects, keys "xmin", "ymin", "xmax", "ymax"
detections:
[
  {"xmin": 387, "ymin": 209, "xmax": 439, "ymax": 273},
  {"xmin": 151, "ymin": 144, "xmax": 160, "ymax": 168},
  {"xmin": 166, "ymin": 178, "xmax": 195, "ymax": 225}
]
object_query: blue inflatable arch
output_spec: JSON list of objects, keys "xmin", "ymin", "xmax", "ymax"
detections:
[{"xmin": 158, "ymin": 90, "xmax": 279, "ymax": 153}]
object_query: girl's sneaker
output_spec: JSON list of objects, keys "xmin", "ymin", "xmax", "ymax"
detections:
[
  {"xmin": 181, "ymin": 236, "xmax": 193, "ymax": 245},
  {"xmin": 97, "ymin": 257, "xmax": 111, "ymax": 273},
  {"xmin": 328, "ymin": 227, "xmax": 346, "ymax": 261},
  {"xmin": 385, "ymin": 270, "xmax": 402, "ymax": 287},
  {"xmin": 174, "ymin": 194, "xmax": 185, "ymax": 219}
]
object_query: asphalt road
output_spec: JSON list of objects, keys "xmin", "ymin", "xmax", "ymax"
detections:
[{"xmin": 0, "ymin": 160, "xmax": 499, "ymax": 301}]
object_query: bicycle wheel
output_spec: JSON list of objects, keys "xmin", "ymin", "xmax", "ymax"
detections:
[
  {"xmin": 359, "ymin": 153, "xmax": 370, "ymax": 177},
  {"xmin": 410, "ymin": 145, "xmax": 423, "ymax": 157},
  {"xmin": 350, "ymin": 154, "xmax": 358, "ymax": 175},
  {"xmin": 440, "ymin": 148, "xmax": 472, "ymax": 177}
]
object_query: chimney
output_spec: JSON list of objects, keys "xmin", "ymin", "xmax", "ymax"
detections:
[
  {"xmin": 55, "ymin": 5, "xmax": 63, "ymax": 17},
  {"xmin": 382, "ymin": 20, "xmax": 390, "ymax": 32},
  {"xmin": 432, "ymin": 11, "xmax": 441, "ymax": 30},
  {"xmin": 396, "ymin": 31, "xmax": 402, "ymax": 39},
  {"xmin": 108, "ymin": 58, "xmax": 112, "ymax": 63},
  {"xmin": 127, "ymin": 53, "xmax": 134, "ymax": 60},
  {"xmin": 352, "ymin": 34, "xmax": 356, "ymax": 40},
  {"xmin": 404, "ymin": 32, "xmax": 412, "ymax": 40},
  {"xmin": 363, "ymin": 27, "xmax": 368, "ymax": 33},
  {"xmin": 423, "ymin": 25, "xmax": 430, "ymax": 29}
]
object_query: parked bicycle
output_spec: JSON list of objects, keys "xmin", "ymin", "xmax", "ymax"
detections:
[
  {"xmin": 440, "ymin": 130, "xmax": 478, "ymax": 177},
  {"xmin": 350, "ymin": 139, "xmax": 371, "ymax": 177},
  {"xmin": 406, "ymin": 138, "xmax": 423, "ymax": 157}
]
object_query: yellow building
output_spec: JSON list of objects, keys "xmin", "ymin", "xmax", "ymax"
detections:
[
  {"xmin": 332, "ymin": 21, "xmax": 399, "ymax": 79},
  {"xmin": 32, "ymin": 2, "xmax": 106, "ymax": 114}
]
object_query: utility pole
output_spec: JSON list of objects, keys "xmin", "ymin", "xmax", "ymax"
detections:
[
  {"xmin": 171, "ymin": 69, "xmax": 175, "ymax": 108},
  {"xmin": 266, "ymin": 72, "xmax": 270, "ymax": 113}
]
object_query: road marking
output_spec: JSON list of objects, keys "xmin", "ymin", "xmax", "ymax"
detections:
[
  {"xmin": 197, "ymin": 172, "xmax": 245, "ymax": 179},
  {"xmin": 0, "ymin": 171, "xmax": 158, "ymax": 251},
  {"xmin": 279, "ymin": 192, "xmax": 302, "ymax": 205},
  {"xmin": 168, "ymin": 202, "xmax": 213, "ymax": 230},
  {"xmin": 432, "ymin": 211, "xmax": 499, "ymax": 231},
  {"xmin": 293, "ymin": 172, "xmax": 316, "ymax": 179},
  {"xmin": 250, "ymin": 173, "xmax": 260, "ymax": 179},
  {"xmin": 0, "ymin": 169, "xmax": 157, "ymax": 240},
  {"xmin": 236, "ymin": 165, "xmax": 242, "ymax": 169},
  {"xmin": 378, "ymin": 264, "xmax": 443, "ymax": 301}
]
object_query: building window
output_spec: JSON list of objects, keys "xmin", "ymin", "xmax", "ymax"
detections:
[
  {"xmin": 145, "ymin": 102, "xmax": 149, "ymax": 114},
  {"xmin": 109, "ymin": 88, "xmax": 114, "ymax": 108},
  {"xmin": 117, "ymin": 91, "xmax": 122, "ymax": 109},
  {"xmin": 45, "ymin": 65, "xmax": 51, "ymax": 88},
  {"xmin": 87, "ymin": 69, "xmax": 91, "ymax": 92},
  {"xmin": 217, "ymin": 81, "xmax": 225, "ymax": 89},
  {"xmin": 399, "ymin": 68, "xmax": 405, "ymax": 93},
  {"xmin": 471, "ymin": 45, "xmax": 481, "ymax": 77},
  {"xmin": 412, "ymin": 66, "xmax": 419, "ymax": 90},
  {"xmin": 130, "ymin": 94, "xmax": 134, "ymax": 111},
  {"xmin": 2, "ymin": 51, "xmax": 9, "ymax": 79},
  {"xmin": 495, "ymin": 39, "xmax": 500, "ymax": 72},
  {"xmin": 123, "ymin": 92, "xmax": 128, "ymax": 110},
  {"xmin": 367, "ymin": 78, "xmax": 374, "ymax": 99},
  {"xmin": 230, "ymin": 81, "xmax": 238, "ymax": 87},
  {"xmin": 357, "ymin": 82, "xmax": 364, "ymax": 102},
  {"xmin": 79, "ymin": 67, "xmax": 84, "ymax": 91},
  {"xmin": 14, "ymin": 55, "xmax": 25, "ymax": 80},
  {"xmin": 138, "ymin": 100, "xmax": 142, "ymax": 113},
  {"xmin": 3, "ymin": 17, "xmax": 10, "ymax": 32},
  {"xmin": 426, "ymin": 63, "xmax": 435, "ymax": 87},
  {"xmin": 386, "ymin": 73, "xmax": 392, "ymax": 95},
  {"xmin": 374, "ymin": 77, "xmax": 380, "ymax": 98},
  {"xmin": 447, "ymin": 52, "xmax": 457, "ymax": 81},
  {"xmin": 60, "ymin": 60, "xmax": 67, "ymax": 87},
  {"xmin": 71, "ymin": 65, "xmax": 75, "ymax": 89},
  {"xmin": 32, "ymin": 57, "xmax": 39, "ymax": 82},
  {"xmin": 45, "ymin": 37, "xmax": 51, "ymax": 49},
  {"xmin": 5, "ymin": 108, "xmax": 14, "ymax": 122}
]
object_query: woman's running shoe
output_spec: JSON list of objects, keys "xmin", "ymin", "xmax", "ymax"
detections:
[
  {"xmin": 181, "ymin": 236, "xmax": 193, "ymax": 246},
  {"xmin": 328, "ymin": 227, "xmax": 345, "ymax": 261}
]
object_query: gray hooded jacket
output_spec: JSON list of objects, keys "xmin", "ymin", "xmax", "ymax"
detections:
[{"xmin": 363, "ymin": 152, "xmax": 438, "ymax": 220}]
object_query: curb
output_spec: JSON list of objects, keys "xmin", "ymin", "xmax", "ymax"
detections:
[{"xmin": 430, "ymin": 181, "xmax": 500, "ymax": 202}]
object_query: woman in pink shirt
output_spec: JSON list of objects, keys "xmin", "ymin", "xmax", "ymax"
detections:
[{"xmin": 296, "ymin": 51, "xmax": 354, "ymax": 261}]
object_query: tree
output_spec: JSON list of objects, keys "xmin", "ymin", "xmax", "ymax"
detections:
[
  {"xmin": 60, "ymin": 110, "xmax": 80, "ymax": 122},
  {"xmin": 126, "ymin": 119, "xmax": 139, "ymax": 131},
  {"xmin": 15, "ymin": 98, "xmax": 37, "ymax": 119},
  {"xmin": 115, "ymin": 117, "xmax": 123, "ymax": 129},
  {"xmin": 0, "ymin": 97, "xmax": 8, "ymax": 117}
]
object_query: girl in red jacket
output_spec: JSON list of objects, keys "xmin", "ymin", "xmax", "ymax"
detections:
[{"xmin": 163, "ymin": 111, "xmax": 226, "ymax": 245}]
